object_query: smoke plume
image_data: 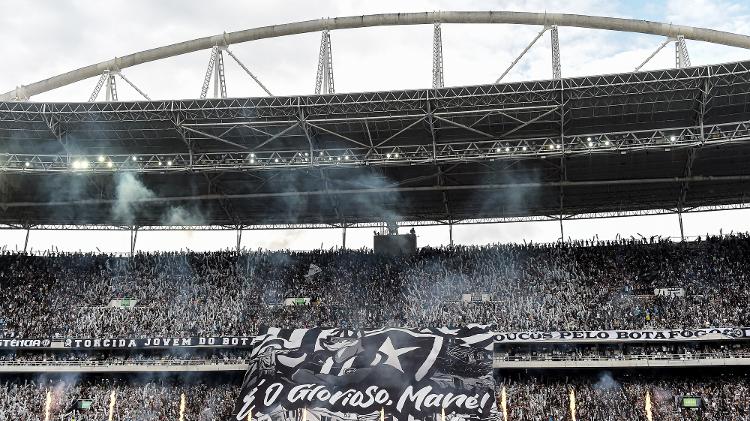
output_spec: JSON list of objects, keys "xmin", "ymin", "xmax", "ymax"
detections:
[{"xmin": 112, "ymin": 173, "xmax": 154, "ymax": 224}]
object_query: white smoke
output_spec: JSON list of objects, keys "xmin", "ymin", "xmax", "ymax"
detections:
[
  {"xmin": 160, "ymin": 206, "xmax": 206, "ymax": 226},
  {"xmin": 593, "ymin": 371, "xmax": 621, "ymax": 390},
  {"xmin": 112, "ymin": 173, "xmax": 154, "ymax": 224}
]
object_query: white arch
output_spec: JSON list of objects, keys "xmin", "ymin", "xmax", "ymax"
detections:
[{"xmin": 4, "ymin": 10, "xmax": 750, "ymax": 100}]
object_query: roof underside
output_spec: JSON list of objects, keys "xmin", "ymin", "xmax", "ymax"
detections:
[{"xmin": 1, "ymin": 61, "xmax": 750, "ymax": 228}]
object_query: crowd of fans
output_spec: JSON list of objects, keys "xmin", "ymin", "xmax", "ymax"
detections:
[
  {"xmin": 498, "ymin": 342, "xmax": 750, "ymax": 361},
  {"xmin": 0, "ymin": 371, "xmax": 747, "ymax": 420},
  {"xmin": 0, "ymin": 234, "xmax": 747, "ymax": 417},
  {"xmin": 500, "ymin": 371, "xmax": 750, "ymax": 421},
  {"xmin": 0, "ymin": 378, "xmax": 237, "ymax": 420},
  {"xmin": 1, "ymin": 234, "xmax": 749, "ymax": 338}
]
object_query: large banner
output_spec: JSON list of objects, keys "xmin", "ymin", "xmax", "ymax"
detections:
[
  {"xmin": 232, "ymin": 326, "xmax": 496, "ymax": 421},
  {"xmin": 494, "ymin": 327, "xmax": 750, "ymax": 343},
  {"xmin": 62, "ymin": 336, "xmax": 255, "ymax": 349}
]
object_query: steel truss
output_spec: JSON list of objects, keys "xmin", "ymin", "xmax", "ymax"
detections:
[
  {"xmin": 1, "ymin": 118, "xmax": 749, "ymax": 173},
  {"xmin": 4, "ymin": 10, "xmax": 750, "ymax": 101},
  {"xmin": 0, "ymin": 61, "xmax": 747, "ymax": 172}
]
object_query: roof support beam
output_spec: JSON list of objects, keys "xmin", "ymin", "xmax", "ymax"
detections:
[
  {"xmin": 224, "ymin": 48, "xmax": 273, "ymax": 96},
  {"xmin": 495, "ymin": 26, "xmax": 548, "ymax": 83},
  {"xmin": 550, "ymin": 25, "xmax": 561, "ymax": 79},
  {"xmin": 117, "ymin": 71, "xmax": 151, "ymax": 100},
  {"xmin": 675, "ymin": 35, "xmax": 691, "ymax": 68},
  {"xmin": 6, "ymin": 11, "xmax": 750, "ymax": 100},
  {"xmin": 40, "ymin": 106, "xmax": 71, "ymax": 155},
  {"xmin": 314, "ymin": 30, "xmax": 335, "ymax": 95},
  {"xmin": 180, "ymin": 125, "xmax": 249, "ymax": 150},
  {"xmin": 200, "ymin": 46, "xmax": 227, "ymax": 99},
  {"xmin": 635, "ymin": 37, "xmax": 673, "ymax": 71},
  {"xmin": 432, "ymin": 22, "xmax": 445, "ymax": 88}
]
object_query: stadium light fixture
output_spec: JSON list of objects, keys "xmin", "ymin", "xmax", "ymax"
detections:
[
  {"xmin": 522, "ymin": 146, "xmax": 528, "ymax": 151},
  {"xmin": 106, "ymin": 161, "xmax": 113, "ymax": 168},
  {"xmin": 394, "ymin": 153, "xmax": 400, "ymax": 158},
  {"xmin": 24, "ymin": 161, "xmax": 30, "ymax": 167},
  {"xmin": 132, "ymin": 156, "xmax": 137, "ymax": 162},
  {"xmin": 604, "ymin": 141, "xmax": 611, "ymax": 146},
  {"xmin": 97, "ymin": 155, "xmax": 105, "ymax": 163},
  {"xmin": 670, "ymin": 135, "xmax": 677, "ymax": 142},
  {"xmin": 250, "ymin": 153, "xmax": 255, "ymax": 158},
  {"xmin": 167, "ymin": 160, "xmax": 173, "ymax": 166},
  {"xmin": 275, "ymin": 158, "xmax": 280, "ymax": 163},
  {"xmin": 504, "ymin": 147, "xmax": 510, "ymax": 152},
  {"xmin": 386, "ymin": 153, "xmax": 391, "ymax": 158}
]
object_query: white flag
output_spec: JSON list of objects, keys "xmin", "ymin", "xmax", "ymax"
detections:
[{"xmin": 305, "ymin": 263, "xmax": 322, "ymax": 279}]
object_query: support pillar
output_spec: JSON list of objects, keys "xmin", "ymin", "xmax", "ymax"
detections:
[
  {"xmin": 432, "ymin": 22, "xmax": 444, "ymax": 89},
  {"xmin": 342, "ymin": 225, "xmax": 347, "ymax": 249},
  {"xmin": 448, "ymin": 222, "xmax": 453, "ymax": 247},
  {"xmin": 559, "ymin": 215, "xmax": 564, "ymax": 242},
  {"xmin": 129, "ymin": 226, "xmax": 139, "ymax": 256},
  {"xmin": 236, "ymin": 226, "xmax": 243, "ymax": 252},
  {"xmin": 678, "ymin": 210, "xmax": 685, "ymax": 241},
  {"xmin": 23, "ymin": 227, "xmax": 30, "ymax": 253}
]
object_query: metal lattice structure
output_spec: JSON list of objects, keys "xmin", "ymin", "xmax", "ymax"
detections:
[
  {"xmin": 432, "ymin": 22, "xmax": 444, "ymax": 89},
  {"xmin": 1, "ymin": 11, "xmax": 750, "ymax": 233},
  {"xmin": 2, "ymin": 61, "xmax": 750, "ymax": 230},
  {"xmin": 314, "ymin": 30, "xmax": 335, "ymax": 95}
]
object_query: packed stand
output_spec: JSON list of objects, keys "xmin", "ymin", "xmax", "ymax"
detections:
[
  {"xmin": 0, "ymin": 377, "xmax": 237, "ymax": 421},
  {"xmin": 0, "ymin": 234, "xmax": 749, "ymax": 338}
]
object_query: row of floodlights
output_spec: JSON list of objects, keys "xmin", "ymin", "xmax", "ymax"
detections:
[{"xmin": 9, "ymin": 135, "xmax": 687, "ymax": 169}]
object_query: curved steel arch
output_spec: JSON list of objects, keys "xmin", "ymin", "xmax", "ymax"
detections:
[{"xmin": 4, "ymin": 10, "xmax": 750, "ymax": 100}]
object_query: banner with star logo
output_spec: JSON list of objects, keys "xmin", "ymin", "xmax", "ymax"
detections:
[{"xmin": 231, "ymin": 326, "xmax": 496, "ymax": 421}]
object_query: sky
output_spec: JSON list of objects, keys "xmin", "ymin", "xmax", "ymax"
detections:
[{"xmin": 1, "ymin": 0, "xmax": 750, "ymax": 253}]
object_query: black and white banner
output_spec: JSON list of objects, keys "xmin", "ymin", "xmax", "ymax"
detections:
[
  {"xmin": 62, "ymin": 336, "xmax": 255, "ymax": 349},
  {"xmin": 232, "ymin": 325, "xmax": 496, "ymax": 421},
  {"xmin": 495, "ymin": 327, "xmax": 750, "ymax": 343}
]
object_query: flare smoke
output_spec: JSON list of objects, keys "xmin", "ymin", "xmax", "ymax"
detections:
[
  {"xmin": 44, "ymin": 389, "xmax": 51, "ymax": 421},
  {"xmin": 645, "ymin": 390, "xmax": 653, "ymax": 421},
  {"xmin": 501, "ymin": 386, "xmax": 508, "ymax": 421},
  {"xmin": 108, "ymin": 390, "xmax": 116, "ymax": 421},
  {"xmin": 569, "ymin": 388, "xmax": 576, "ymax": 421},
  {"xmin": 179, "ymin": 392, "xmax": 186, "ymax": 421}
]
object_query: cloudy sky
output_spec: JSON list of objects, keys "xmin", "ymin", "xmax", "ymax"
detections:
[{"xmin": 1, "ymin": 0, "xmax": 750, "ymax": 252}]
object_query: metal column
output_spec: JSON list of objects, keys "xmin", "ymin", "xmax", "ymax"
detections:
[
  {"xmin": 236, "ymin": 226, "xmax": 243, "ymax": 252},
  {"xmin": 23, "ymin": 226, "xmax": 30, "ymax": 253},
  {"xmin": 550, "ymin": 25, "xmax": 561, "ymax": 79},
  {"xmin": 432, "ymin": 22, "xmax": 444, "ymax": 88},
  {"xmin": 315, "ymin": 30, "xmax": 335, "ymax": 94},
  {"xmin": 129, "ymin": 226, "xmax": 138, "ymax": 256}
]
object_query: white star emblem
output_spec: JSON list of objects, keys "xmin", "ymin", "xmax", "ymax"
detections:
[{"xmin": 373, "ymin": 337, "xmax": 419, "ymax": 372}]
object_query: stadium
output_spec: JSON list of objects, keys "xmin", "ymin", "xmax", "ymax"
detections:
[{"xmin": 1, "ymin": 4, "xmax": 750, "ymax": 420}]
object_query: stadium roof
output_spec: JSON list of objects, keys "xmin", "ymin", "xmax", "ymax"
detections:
[{"xmin": 1, "ymin": 60, "xmax": 750, "ymax": 229}]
